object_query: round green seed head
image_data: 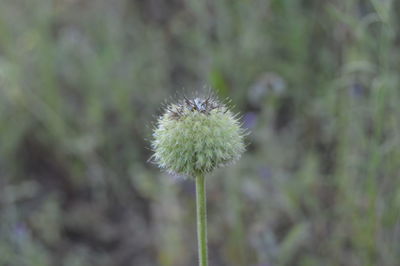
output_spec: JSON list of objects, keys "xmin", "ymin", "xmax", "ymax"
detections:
[{"xmin": 151, "ymin": 95, "xmax": 246, "ymax": 177}]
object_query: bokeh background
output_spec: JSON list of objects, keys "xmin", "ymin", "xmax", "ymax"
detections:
[{"xmin": 1, "ymin": 0, "xmax": 400, "ymax": 265}]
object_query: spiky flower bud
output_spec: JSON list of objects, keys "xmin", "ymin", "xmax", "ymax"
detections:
[{"xmin": 151, "ymin": 95, "xmax": 246, "ymax": 177}]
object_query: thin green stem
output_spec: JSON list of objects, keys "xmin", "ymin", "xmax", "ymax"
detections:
[{"xmin": 196, "ymin": 173, "xmax": 208, "ymax": 266}]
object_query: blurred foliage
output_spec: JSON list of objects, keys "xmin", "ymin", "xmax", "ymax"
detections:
[{"xmin": 0, "ymin": 0, "xmax": 400, "ymax": 265}]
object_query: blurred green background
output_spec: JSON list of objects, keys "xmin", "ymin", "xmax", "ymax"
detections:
[{"xmin": 1, "ymin": 0, "xmax": 400, "ymax": 265}]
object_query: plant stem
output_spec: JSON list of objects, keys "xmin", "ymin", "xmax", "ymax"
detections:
[{"xmin": 196, "ymin": 173, "xmax": 208, "ymax": 266}]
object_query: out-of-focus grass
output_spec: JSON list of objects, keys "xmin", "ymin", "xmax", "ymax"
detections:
[{"xmin": 0, "ymin": 0, "xmax": 399, "ymax": 265}]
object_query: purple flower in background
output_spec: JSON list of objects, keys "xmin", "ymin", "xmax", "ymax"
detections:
[
  {"xmin": 13, "ymin": 223, "xmax": 29, "ymax": 242},
  {"xmin": 258, "ymin": 167, "xmax": 272, "ymax": 181},
  {"xmin": 349, "ymin": 83, "xmax": 366, "ymax": 98},
  {"xmin": 243, "ymin": 112, "xmax": 258, "ymax": 129}
]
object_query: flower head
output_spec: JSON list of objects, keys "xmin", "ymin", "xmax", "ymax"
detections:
[{"xmin": 151, "ymin": 94, "xmax": 246, "ymax": 177}]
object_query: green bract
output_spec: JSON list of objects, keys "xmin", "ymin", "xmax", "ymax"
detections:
[{"xmin": 151, "ymin": 96, "xmax": 245, "ymax": 177}]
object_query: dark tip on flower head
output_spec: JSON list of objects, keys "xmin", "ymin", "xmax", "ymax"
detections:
[{"xmin": 166, "ymin": 95, "xmax": 226, "ymax": 120}]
